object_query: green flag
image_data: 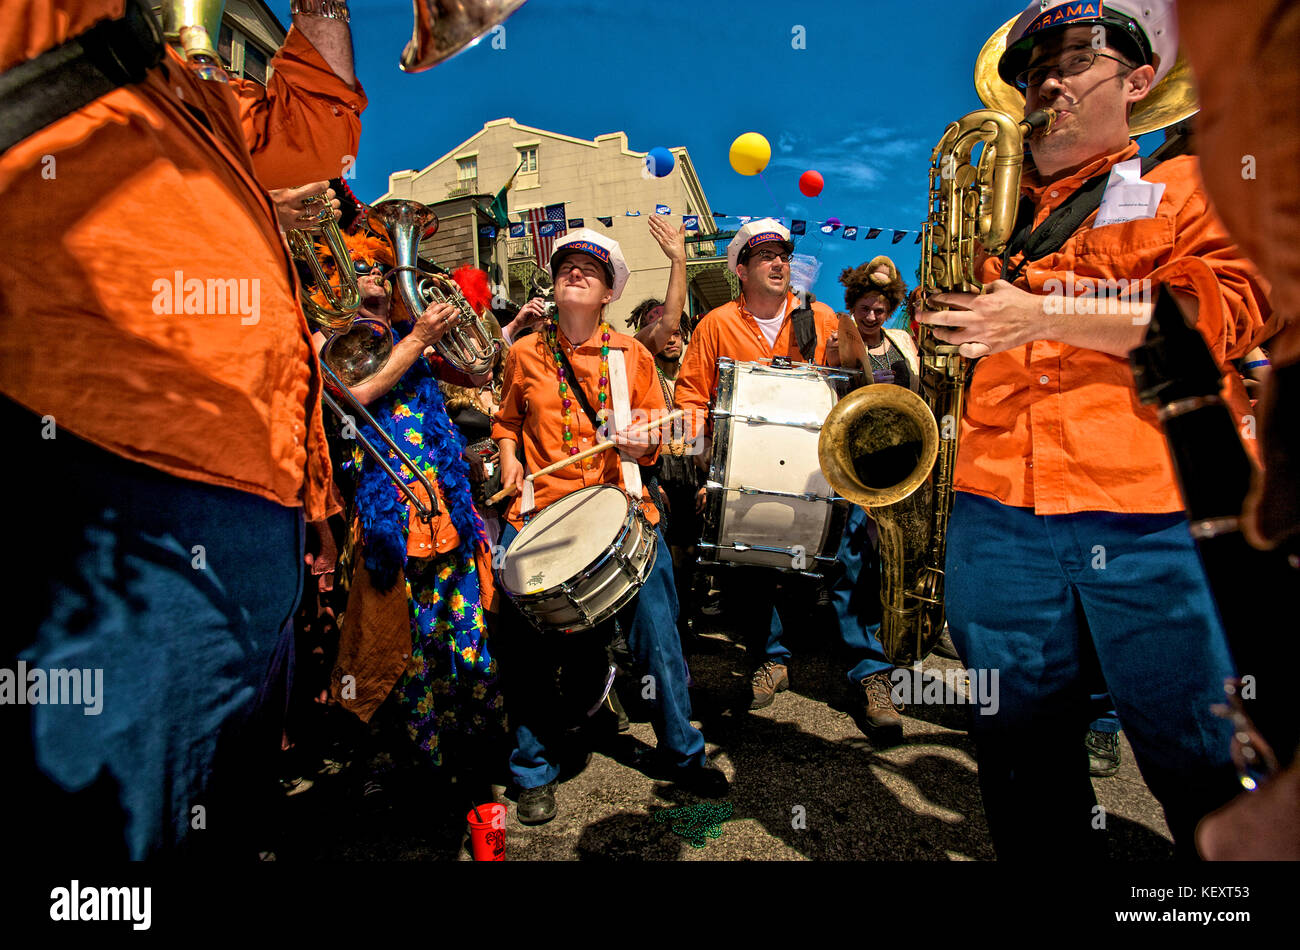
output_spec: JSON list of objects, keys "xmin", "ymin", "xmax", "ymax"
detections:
[{"xmin": 485, "ymin": 157, "xmax": 525, "ymax": 228}]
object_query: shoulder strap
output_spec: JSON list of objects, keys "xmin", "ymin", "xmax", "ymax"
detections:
[
  {"xmin": 789, "ymin": 303, "xmax": 818, "ymax": 362},
  {"xmin": 1001, "ymin": 154, "xmax": 1163, "ymax": 282},
  {"xmin": 0, "ymin": 0, "xmax": 163, "ymax": 155}
]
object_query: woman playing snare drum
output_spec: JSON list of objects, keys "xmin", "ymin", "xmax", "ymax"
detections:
[{"xmin": 492, "ymin": 230, "xmax": 728, "ymax": 825}]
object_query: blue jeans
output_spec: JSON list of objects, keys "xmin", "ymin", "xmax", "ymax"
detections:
[
  {"xmin": 1089, "ymin": 696, "xmax": 1121, "ymax": 735},
  {"xmin": 946, "ymin": 492, "xmax": 1238, "ymax": 859},
  {"xmin": 498, "ymin": 522, "xmax": 706, "ymax": 789},
  {"xmin": 6, "ymin": 413, "xmax": 303, "ymax": 859},
  {"xmin": 829, "ymin": 505, "xmax": 893, "ymax": 684}
]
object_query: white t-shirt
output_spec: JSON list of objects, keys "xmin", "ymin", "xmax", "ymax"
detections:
[{"xmin": 751, "ymin": 299, "xmax": 788, "ymax": 349}]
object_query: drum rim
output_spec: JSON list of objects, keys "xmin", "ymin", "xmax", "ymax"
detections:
[
  {"xmin": 498, "ymin": 484, "xmax": 636, "ymax": 598},
  {"xmin": 506, "ymin": 504, "xmax": 658, "ymax": 632}
]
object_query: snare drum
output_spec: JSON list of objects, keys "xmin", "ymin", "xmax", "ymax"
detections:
[
  {"xmin": 498, "ymin": 484, "xmax": 657, "ymax": 632},
  {"xmin": 700, "ymin": 358, "xmax": 848, "ymax": 574}
]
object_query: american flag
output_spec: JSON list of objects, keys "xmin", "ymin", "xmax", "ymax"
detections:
[{"xmin": 526, "ymin": 203, "xmax": 567, "ymax": 268}]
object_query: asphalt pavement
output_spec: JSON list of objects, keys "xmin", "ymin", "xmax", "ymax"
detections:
[{"xmin": 270, "ymin": 596, "xmax": 1176, "ymax": 862}]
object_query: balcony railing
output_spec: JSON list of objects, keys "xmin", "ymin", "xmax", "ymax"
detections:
[
  {"xmin": 446, "ymin": 177, "xmax": 478, "ymax": 197},
  {"xmin": 507, "ymin": 236, "xmax": 535, "ymax": 260}
]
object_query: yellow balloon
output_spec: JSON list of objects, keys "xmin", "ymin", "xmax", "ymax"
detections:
[{"xmin": 729, "ymin": 132, "xmax": 771, "ymax": 176}]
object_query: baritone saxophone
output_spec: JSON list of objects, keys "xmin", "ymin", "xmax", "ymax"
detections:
[{"xmin": 818, "ymin": 107, "xmax": 1053, "ymax": 666}]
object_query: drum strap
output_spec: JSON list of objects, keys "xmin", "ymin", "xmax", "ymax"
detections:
[{"xmin": 607, "ymin": 350, "xmax": 643, "ymax": 498}]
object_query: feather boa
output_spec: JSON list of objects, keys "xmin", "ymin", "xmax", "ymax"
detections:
[{"xmin": 352, "ymin": 341, "xmax": 486, "ymax": 592}]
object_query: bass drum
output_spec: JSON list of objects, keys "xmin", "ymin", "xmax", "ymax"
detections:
[
  {"xmin": 497, "ymin": 485, "xmax": 656, "ymax": 632},
  {"xmin": 699, "ymin": 358, "xmax": 849, "ymax": 574}
]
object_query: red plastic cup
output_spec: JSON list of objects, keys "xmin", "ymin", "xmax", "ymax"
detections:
[{"xmin": 466, "ymin": 803, "xmax": 507, "ymax": 861}]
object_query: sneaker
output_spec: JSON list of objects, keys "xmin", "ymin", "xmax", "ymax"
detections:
[
  {"xmin": 750, "ymin": 661, "xmax": 790, "ymax": 709},
  {"xmin": 280, "ymin": 776, "xmax": 314, "ymax": 797},
  {"xmin": 517, "ymin": 782, "xmax": 557, "ymax": 825},
  {"xmin": 1086, "ymin": 729, "xmax": 1121, "ymax": 777},
  {"xmin": 859, "ymin": 671, "xmax": 904, "ymax": 732}
]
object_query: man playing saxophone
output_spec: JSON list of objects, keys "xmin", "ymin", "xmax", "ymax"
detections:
[
  {"xmin": 2, "ymin": 0, "xmax": 363, "ymax": 858},
  {"xmin": 915, "ymin": 0, "xmax": 1272, "ymax": 858}
]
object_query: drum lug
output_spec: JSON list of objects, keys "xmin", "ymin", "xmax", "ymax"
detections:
[{"xmin": 558, "ymin": 579, "xmax": 595, "ymax": 629}]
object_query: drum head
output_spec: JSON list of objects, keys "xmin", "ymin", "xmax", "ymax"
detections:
[{"xmin": 500, "ymin": 485, "xmax": 630, "ymax": 596}]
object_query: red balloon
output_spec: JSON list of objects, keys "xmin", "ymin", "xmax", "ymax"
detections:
[{"xmin": 799, "ymin": 170, "xmax": 824, "ymax": 197}]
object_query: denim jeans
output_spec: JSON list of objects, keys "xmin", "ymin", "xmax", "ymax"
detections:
[
  {"xmin": 946, "ymin": 491, "xmax": 1239, "ymax": 859},
  {"xmin": 498, "ymin": 521, "xmax": 706, "ymax": 789},
  {"xmin": 1089, "ymin": 696, "xmax": 1121, "ymax": 734},
  {"xmin": 5, "ymin": 411, "xmax": 303, "ymax": 859},
  {"xmin": 829, "ymin": 505, "xmax": 893, "ymax": 684}
]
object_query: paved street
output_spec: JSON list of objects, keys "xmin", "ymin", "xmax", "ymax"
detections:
[{"xmin": 270, "ymin": 596, "xmax": 1177, "ymax": 862}]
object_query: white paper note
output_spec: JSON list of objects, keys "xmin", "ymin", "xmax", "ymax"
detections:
[{"xmin": 1093, "ymin": 157, "xmax": 1166, "ymax": 228}]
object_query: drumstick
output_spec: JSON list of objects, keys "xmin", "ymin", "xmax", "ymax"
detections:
[
  {"xmin": 485, "ymin": 410, "xmax": 685, "ymax": 505},
  {"xmin": 527, "ymin": 409, "xmax": 684, "ymax": 481}
]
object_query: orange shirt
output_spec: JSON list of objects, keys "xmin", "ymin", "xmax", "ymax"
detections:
[
  {"xmin": 957, "ymin": 143, "xmax": 1272, "ymax": 515},
  {"xmin": 0, "ymin": 3, "xmax": 365, "ymax": 521},
  {"xmin": 674, "ymin": 291, "xmax": 839, "ymax": 438},
  {"xmin": 492, "ymin": 328, "xmax": 665, "ymax": 529}
]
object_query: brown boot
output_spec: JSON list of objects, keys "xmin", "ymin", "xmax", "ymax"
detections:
[
  {"xmin": 859, "ymin": 671, "xmax": 903, "ymax": 732},
  {"xmin": 750, "ymin": 660, "xmax": 789, "ymax": 709}
]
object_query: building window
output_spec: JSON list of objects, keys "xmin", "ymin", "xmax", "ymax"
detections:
[
  {"xmin": 218, "ymin": 24, "xmax": 233, "ymax": 66},
  {"xmin": 457, "ymin": 156, "xmax": 478, "ymax": 181},
  {"xmin": 518, "ymin": 147, "xmax": 537, "ymax": 173},
  {"xmin": 243, "ymin": 42, "xmax": 269, "ymax": 84}
]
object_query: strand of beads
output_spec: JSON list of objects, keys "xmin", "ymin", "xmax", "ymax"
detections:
[
  {"xmin": 549, "ymin": 317, "xmax": 613, "ymax": 468},
  {"xmin": 596, "ymin": 320, "xmax": 612, "ymax": 431}
]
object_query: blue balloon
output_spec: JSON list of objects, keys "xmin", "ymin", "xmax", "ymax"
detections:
[{"xmin": 645, "ymin": 147, "xmax": 675, "ymax": 178}]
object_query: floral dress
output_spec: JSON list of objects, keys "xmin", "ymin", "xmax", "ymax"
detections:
[{"xmin": 344, "ymin": 355, "xmax": 507, "ymax": 767}]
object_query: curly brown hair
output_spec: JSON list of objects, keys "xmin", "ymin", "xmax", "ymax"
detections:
[
  {"xmin": 630, "ymin": 297, "xmax": 692, "ymax": 339},
  {"xmin": 839, "ymin": 255, "xmax": 908, "ymax": 313}
]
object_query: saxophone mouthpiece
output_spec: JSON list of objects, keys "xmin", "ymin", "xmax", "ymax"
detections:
[{"xmin": 1023, "ymin": 108, "xmax": 1057, "ymax": 138}]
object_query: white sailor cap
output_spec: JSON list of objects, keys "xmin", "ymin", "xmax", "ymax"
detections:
[
  {"xmin": 549, "ymin": 229, "xmax": 630, "ymax": 302},
  {"xmin": 726, "ymin": 217, "xmax": 795, "ymax": 276}
]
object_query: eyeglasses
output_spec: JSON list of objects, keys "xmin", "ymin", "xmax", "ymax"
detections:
[
  {"xmin": 353, "ymin": 259, "xmax": 387, "ymax": 277},
  {"xmin": 1015, "ymin": 49, "xmax": 1134, "ymax": 90},
  {"xmin": 749, "ymin": 249, "xmax": 792, "ymax": 265}
]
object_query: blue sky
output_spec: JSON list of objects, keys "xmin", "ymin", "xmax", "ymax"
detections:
[{"xmin": 268, "ymin": 0, "xmax": 1041, "ymax": 310}]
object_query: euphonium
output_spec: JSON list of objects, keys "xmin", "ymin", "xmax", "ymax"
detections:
[
  {"xmin": 369, "ymin": 199, "xmax": 500, "ymax": 376},
  {"xmin": 818, "ymin": 106, "xmax": 1053, "ymax": 665}
]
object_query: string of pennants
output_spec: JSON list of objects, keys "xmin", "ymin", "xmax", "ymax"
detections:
[{"xmin": 478, "ymin": 207, "xmax": 923, "ymax": 244}]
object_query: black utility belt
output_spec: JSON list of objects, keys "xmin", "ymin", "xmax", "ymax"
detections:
[{"xmin": 0, "ymin": 0, "xmax": 164, "ymax": 155}]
